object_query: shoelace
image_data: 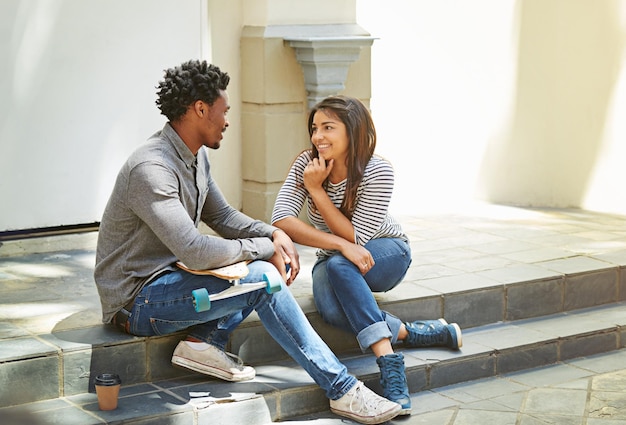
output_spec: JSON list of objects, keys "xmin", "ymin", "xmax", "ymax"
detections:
[
  {"xmin": 221, "ymin": 350, "xmax": 247, "ymax": 370},
  {"xmin": 349, "ymin": 382, "xmax": 385, "ymax": 414},
  {"xmin": 407, "ymin": 321, "xmax": 448, "ymax": 346},
  {"xmin": 380, "ymin": 357, "xmax": 406, "ymax": 398}
]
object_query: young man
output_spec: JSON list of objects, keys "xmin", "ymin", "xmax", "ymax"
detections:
[{"xmin": 94, "ymin": 59, "xmax": 401, "ymax": 424}]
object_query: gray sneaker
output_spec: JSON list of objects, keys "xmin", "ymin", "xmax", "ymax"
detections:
[
  {"xmin": 171, "ymin": 341, "xmax": 255, "ymax": 382},
  {"xmin": 330, "ymin": 381, "xmax": 402, "ymax": 424}
]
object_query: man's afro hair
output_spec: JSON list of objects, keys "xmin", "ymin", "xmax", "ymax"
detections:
[{"xmin": 156, "ymin": 60, "xmax": 230, "ymax": 122}]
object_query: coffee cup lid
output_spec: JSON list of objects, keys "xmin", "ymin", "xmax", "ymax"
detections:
[{"xmin": 94, "ymin": 373, "xmax": 121, "ymax": 386}]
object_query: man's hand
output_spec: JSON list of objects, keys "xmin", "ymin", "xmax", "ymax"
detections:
[{"xmin": 269, "ymin": 229, "xmax": 300, "ymax": 285}]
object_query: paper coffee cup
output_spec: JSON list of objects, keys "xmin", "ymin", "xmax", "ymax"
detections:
[{"xmin": 94, "ymin": 373, "xmax": 121, "ymax": 410}]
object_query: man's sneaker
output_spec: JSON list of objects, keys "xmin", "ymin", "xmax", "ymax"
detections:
[
  {"xmin": 404, "ymin": 318, "xmax": 462, "ymax": 349},
  {"xmin": 330, "ymin": 381, "xmax": 401, "ymax": 424},
  {"xmin": 171, "ymin": 340, "xmax": 255, "ymax": 382},
  {"xmin": 376, "ymin": 353, "xmax": 411, "ymax": 415}
]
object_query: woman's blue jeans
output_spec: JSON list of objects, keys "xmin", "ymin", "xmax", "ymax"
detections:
[
  {"xmin": 126, "ymin": 260, "xmax": 356, "ymax": 400},
  {"xmin": 312, "ymin": 238, "xmax": 412, "ymax": 352}
]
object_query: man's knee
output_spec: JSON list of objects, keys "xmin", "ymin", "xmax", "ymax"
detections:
[{"xmin": 245, "ymin": 260, "xmax": 277, "ymax": 279}]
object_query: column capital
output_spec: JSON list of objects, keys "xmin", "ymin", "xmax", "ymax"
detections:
[{"xmin": 278, "ymin": 24, "xmax": 376, "ymax": 108}]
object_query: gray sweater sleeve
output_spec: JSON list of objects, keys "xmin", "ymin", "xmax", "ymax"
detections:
[{"xmin": 128, "ymin": 161, "xmax": 276, "ymax": 271}]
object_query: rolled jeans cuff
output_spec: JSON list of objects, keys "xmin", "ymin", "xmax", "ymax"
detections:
[
  {"xmin": 384, "ymin": 312, "xmax": 403, "ymax": 345},
  {"xmin": 356, "ymin": 321, "xmax": 393, "ymax": 352}
]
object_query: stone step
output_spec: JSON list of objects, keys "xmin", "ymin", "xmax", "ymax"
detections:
[
  {"xmin": 1, "ymin": 250, "xmax": 625, "ymax": 409},
  {"xmin": 3, "ymin": 205, "xmax": 626, "ymax": 423},
  {"xmin": 1, "ymin": 301, "xmax": 625, "ymax": 424},
  {"xmin": 0, "ymin": 242, "xmax": 626, "ymax": 407}
]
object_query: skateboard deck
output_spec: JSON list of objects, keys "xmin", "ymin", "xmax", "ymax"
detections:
[
  {"xmin": 175, "ymin": 260, "xmax": 282, "ymax": 313},
  {"xmin": 176, "ymin": 260, "xmax": 250, "ymax": 281}
]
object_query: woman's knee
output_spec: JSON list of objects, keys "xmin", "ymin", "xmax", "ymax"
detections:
[
  {"xmin": 324, "ymin": 255, "xmax": 356, "ymax": 285},
  {"xmin": 326, "ymin": 254, "xmax": 351, "ymax": 269}
]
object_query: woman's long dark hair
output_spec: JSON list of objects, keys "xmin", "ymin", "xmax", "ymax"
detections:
[{"xmin": 307, "ymin": 95, "xmax": 376, "ymax": 220}]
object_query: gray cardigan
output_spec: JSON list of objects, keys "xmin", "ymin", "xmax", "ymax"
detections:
[{"xmin": 94, "ymin": 123, "xmax": 276, "ymax": 323}]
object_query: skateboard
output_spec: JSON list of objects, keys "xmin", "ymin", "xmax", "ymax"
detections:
[{"xmin": 176, "ymin": 261, "xmax": 282, "ymax": 313}]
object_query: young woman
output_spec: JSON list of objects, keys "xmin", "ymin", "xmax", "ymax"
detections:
[{"xmin": 271, "ymin": 95, "xmax": 462, "ymax": 415}]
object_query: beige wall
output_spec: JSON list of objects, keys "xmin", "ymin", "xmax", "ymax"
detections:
[
  {"xmin": 479, "ymin": 0, "xmax": 626, "ymax": 211},
  {"xmin": 242, "ymin": 0, "xmax": 356, "ymax": 25},
  {"xmin": 4, "ymin": 0, "xmax": 626, "ymax": 232},
  {"xmin": 359, "ymin": 0, "xmax": 626, "ymax": 215},
  {"xmin": 239, "ymin": 0, "xmax": 626, "ymax": 217},
  {"xmin": 205, "ymin": 0, "xmax": 366, "ymax": 219},
  {"xmin": 0, "ymin": 0, "xmax": 369, "ymax": 231},
  {"xmin": 203, "ymin": 1, "xmax": 243, "ymax": 209},
  {"xmin": 238, "ymin": 0, "xmax": 373, "ymax": 220}
]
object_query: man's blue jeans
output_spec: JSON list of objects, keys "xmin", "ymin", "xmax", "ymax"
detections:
[
  {"xmin": 126, "ymin": 260, "xmax": 357, "ymax": 400},
  {"xmin": 312, "ymin": 238, "xmax": 412, "ymax": 352}
]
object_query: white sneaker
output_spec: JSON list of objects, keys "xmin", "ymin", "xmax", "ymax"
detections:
[
  {"xmin": 330, "ymin": 381, "xmax": 402, "ymax": 424},
  {"xmin": 171, "ymin": 341, "xmax": 255, "ymax": 382}
]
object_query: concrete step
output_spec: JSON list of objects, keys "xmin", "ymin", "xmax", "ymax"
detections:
[
  {"xmin": 3, "ymin": 205, "xmax": 626, "ymax": 423},
  {"xmin": 1, "ymin": 249, "xmax": 625, "ymax": 410},
  {"xmin": 1, "ymin": 301, "xmax": 625, "ymax": 424}
]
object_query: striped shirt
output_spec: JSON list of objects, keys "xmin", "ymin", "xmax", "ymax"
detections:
[{"xmin": 271, "ymin": 150, "xmax": 408, "ymax": 258}]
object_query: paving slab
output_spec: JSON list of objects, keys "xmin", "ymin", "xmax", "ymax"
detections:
[
  {"xmin": 3, "ymin": 204, "xmax": 626, "ymax": 423},
  {"xmin": 281, "ymin": 348, "xmax": 626, "ymax": 425}
]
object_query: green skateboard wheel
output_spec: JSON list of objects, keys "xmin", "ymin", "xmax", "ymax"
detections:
[
  {"xmin": 192, "ymin": 288, "xmax": 211, "ymax": 312},
  {"xmin": 263, "ymin": 271, "xmax": 282, "ymax": 294}
]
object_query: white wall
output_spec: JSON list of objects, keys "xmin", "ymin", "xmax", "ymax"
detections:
[
  {"xmin": 0, "ymin": 0, "xmax": 207, "ymax": 231},
  {"xmin": 358, "ymin": 0, "xmax": 519, "ymax": 214},
  {"xmin": 359, "ymin": 0, "xmax": 626, "ymax": 216},
  {"xmin": 4, "ymin": 0, "xmax": 626, "ymax": 232}
]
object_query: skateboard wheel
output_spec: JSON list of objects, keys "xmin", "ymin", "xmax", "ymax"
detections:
[
  {"xmin": 263, "ymin": 272, "xmax": 282, "ymax": 294},
  {"xmin": 192, "ymin": 288, "xmax": 211, "ymax": 312}
]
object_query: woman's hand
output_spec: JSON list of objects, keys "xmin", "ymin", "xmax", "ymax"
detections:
[
  {"xmin": 303, "ymin": 154, "xmax": 334, "ymax": 192},
  {"xmin": 340, "ymin": 242, "xmax": 375, "ymax": 275}
]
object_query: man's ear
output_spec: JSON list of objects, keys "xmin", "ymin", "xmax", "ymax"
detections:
[{"xmin": 193, "ymin": 100, "xmax": 205, "ymax": 117}]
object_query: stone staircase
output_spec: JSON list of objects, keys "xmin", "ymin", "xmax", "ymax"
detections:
[{"xmin": 1, "ymin": 205, "xmax": 626, "ymax": 424}]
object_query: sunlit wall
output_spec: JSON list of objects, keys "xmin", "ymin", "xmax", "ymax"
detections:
[
  {"xmin": 3, "ymin": 0, "xmax": 626, "ymax": 232},
  {"xmin": 359, "ymin": 0, "xmax": 626, "ymax": 216},
  {"xmin": 0, "ymin": 0, "xmax": 209, "ymax": 231}
]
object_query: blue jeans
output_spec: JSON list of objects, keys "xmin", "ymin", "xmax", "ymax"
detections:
[
  {"xmin": 126, "ymin": 260, "xmax": 357, "ymax": 400},
  {"xmin": 312, "ymin": 238, "xmax": 412, "ymax": 352}
]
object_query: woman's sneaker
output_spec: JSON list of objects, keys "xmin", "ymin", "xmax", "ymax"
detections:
[
  {"xmin": 330, "ymin": 381, "xmax": 401, "ymax": 424},
  {"xmin": 404, "ymin": 318, "xmax": 462, "ymax": 349},
  {"xmin": 376, "ymin": 353, "xmax": 411, "ymax": 415},
  {"xmin": 171, "ymin": 340, "xmax": 255, "ymax": 381}
]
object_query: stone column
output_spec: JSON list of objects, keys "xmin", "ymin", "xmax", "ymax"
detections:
[{"xmin": 240, "ymin": 24, "xmax": 374, "ymax": 221}]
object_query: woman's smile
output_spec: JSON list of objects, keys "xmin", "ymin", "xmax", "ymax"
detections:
[{"xmin": 311, "ymin": 110, "xmax": 349, "ymax": 162}]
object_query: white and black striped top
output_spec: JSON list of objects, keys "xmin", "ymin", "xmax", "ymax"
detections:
[{"xmin": 271, "ymin": 150, "xmax": 408, "ymax": 258}]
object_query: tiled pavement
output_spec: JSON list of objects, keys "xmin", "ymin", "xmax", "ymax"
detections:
[
  {"xmin": 1, "ymin": 202, "xmax": 626, "ymax": 424},
  {"xmin": 286, "ymin": 348, "xmax": 626, "ymax": 424},
  {"xmin": 5, "ymin": 348, "xmax": 626, "ymax": 424}
]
